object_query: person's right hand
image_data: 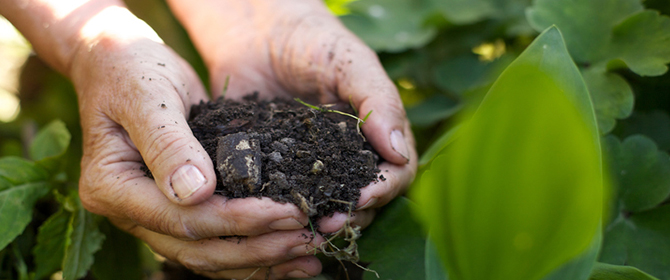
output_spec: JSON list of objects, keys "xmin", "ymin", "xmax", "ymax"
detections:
[{"xmin": 69, "ymin": 5, "xmax": 325, "ymax": 279}]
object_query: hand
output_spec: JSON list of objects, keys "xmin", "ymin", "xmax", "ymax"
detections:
[
  {"xmin": 70, "ymin": 6, "xmax": 325, "ymax": 279},
  {"xmin": 168, "ymin": 0, "xmax": 418, "ymax": 277}
]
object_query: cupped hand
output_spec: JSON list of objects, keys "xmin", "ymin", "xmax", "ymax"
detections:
[
  {"xmin": 168, "ymin": 0, "xmax": 418, "ymax": 276},
  {"xmin": 70, "ymin": 6, "xmax": 324, "ymax": 279}
]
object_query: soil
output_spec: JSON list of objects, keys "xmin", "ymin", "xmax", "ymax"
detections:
[{"xmin": 185, "ymin": 94, "xmax": 381, "ymax": 220}]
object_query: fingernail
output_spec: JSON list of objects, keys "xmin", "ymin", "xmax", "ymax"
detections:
[
  {"xmin": 390, "ymin": 130, "xmax": 410, "ymax": 163},
  {"xmin": 357, "ymin": 197, "xmax": 378, "ymax": 211},
  {"xmin": 289, "ymin": 243, "xmax": 314, "ymax": 256},
  {"xmin": 269, "ymin": 217, "xmax": 305, "ymax": 230},
  {"xmin": 286, "ymin": 269, "xmax": 311, "ymax": 278},
  {"xmin": 171, "ymin": 165, "xmax": 206, "ymax": 199}
]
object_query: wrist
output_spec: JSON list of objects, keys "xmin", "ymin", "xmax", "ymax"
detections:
[{"xmin": 69, "ymin": 7, "xmax": 164, "ymax": 91}]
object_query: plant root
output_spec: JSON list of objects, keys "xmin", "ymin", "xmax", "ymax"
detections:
[{"xmin": 309, "ymin": 199, "xmax": 380, "ymax": 279}]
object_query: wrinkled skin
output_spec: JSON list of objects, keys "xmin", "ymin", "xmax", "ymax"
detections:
[{"xmin": 2, "ymin": 0, "xmax": 417, "ymax": 279}]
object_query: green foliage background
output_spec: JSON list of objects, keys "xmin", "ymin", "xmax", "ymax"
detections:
[{"xmin": 1, "ymin": 0, "xmax": 670, "ymax": 279}]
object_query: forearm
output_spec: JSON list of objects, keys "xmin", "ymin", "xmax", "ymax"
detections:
[{"xmin": 0, "ymin": 0, "xmax": 161, "ymax": 77}]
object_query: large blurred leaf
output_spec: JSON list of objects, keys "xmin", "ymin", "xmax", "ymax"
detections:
[
  {"xmin": 339, "ymin": 0, "xmax": 437, "ymax": 52},
  {"xmin": 600, "ymin": 204, "xmax": 670, "ymax": 279},
  {"xmin": 542, "ymin": 230, "xmax": 601, "ymax": 280},
  {"xmin": 425, "ymin": 237, "xmax": 449, "ymax": 280},
  {"xmin": 412, "ymin": 27, "xmax": 603, "ymax": 280},
  {"xmin": 0, "ymin": 157, "xmax": 50, "ymax": 250},
  {"xmin": 33, "ymin": 208, "xmax": 69, "ymax": 280},
  {"xmin": 358, "ymin": 197, "xmax": 425, "ymax": 280},
  {"xmin": 589, "ymin": 263, "xmax": 660, "ymax": 280},
  {"xmin": 62, "ymin": 193, "xmax": 105, "ymax": 280},
  {"xmin": 526, "ymin": 0, "xmax": 643, "ymax": 63},
  {"xmin": 603, "ymin": 135, "xmax": 670, "ymax": 213}
]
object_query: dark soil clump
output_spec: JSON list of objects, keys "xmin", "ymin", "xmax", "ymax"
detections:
[{"xmin": 187, "ymin": 94, "xmax": 380, "ymax": 220}]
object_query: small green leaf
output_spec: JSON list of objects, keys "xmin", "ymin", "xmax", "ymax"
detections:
[
  {"xmin": 526, "ymin": 0, "xmax": 643, "ymax": 63},
  {"xmin": 412, "ymin": 27, "xmax": 603, "ymax": 280},
  {"xmin": 604, "ymin": 135, "xmax": 670, "ymax": 213},
  {"xmin": 589, "ymin": 263, "xmax": 660, "ymax": 280},
  {"xmin": 358, "ymin": 197, "xmax": 425, "ymax": 280},
  {"xmin": 609, "ymin": 10, "xmax": 670, "ymax": 76},
  {"xmin": 0, "ymin": 157, "xmax": 49, "ymax": 187},
  {"xmin": 29, "ymin": 120, "xmax": 71, "ymax": 162},
  {"xmin": 600, "ymin": 204, "xmax": 670, "ymax": 279},
  {"xmin": 406, "ymin": 95, "xmax": 461, "ymax": 127},
  {"xmin": 92, "ymin": 219, "xmax": 142, "ymax": 280},
  {"xmin": 0, "ymin": 181, "xmax": 51, "ymax": 250},
  {"xmin": 33, "ymin": 208, "xmax": 70, "ymax": 280},
  {"xmin": 582, "ymin": 68, "xmax": 634, "ymax": 134},
  {"xmin": 62, "ymin": 193, "xmax": 106, "ymax": 280},
  {"xmin": 615, "ymin": 110, "xmax": 670, "ymax": 151}
]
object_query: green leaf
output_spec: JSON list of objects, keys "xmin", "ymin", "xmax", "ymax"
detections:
[
  {"xmin": 542, "ymin": 230, "xmax": 601, "ymax": 280},
  {"xmin": 431, "ymin": 0, "xmax": 532, "ymax": 26},
  {"xmin": 29, "ymin": 120, "xmax": 71, "ymax": 161},
  {"xmin": 0, "ymin": 157, "xmax": 49, "ymax": 187},
  {"xmin": 526, "ymin": 0, "xmax": 643, "ymax": 63},
  {"xmin": 91, "ymin": 219, "xmax": 142, "ymax": 280},
  {"xmin": 33, "ymin": 208, "xmax": 70, "ymax": 280},
  {"xmin": 582, "ymin": 68, "xmax": 634, "ymax": 134},
  {"xmin": 406, "ymin": 95, "xmax": 461, "ymax": 127},
  {"xmin": 358, "ymin": 197, "xmax": 425, "ymax": 280},
  {"xmin": 0, "ymin": 182, "xmax": 50, "ymax": 250},
  {"xmin": 62, "ymin": 193, "xmax": 105, "ymax": 280},
  {"xmin": 425, "ymin": 237, "xmax": 449, "ymax": 280},
  {"xmin": 419, "ymin": 125, "xmax": 461, "ymax": 166},
  {"xmin": 604, "ymin": 135, "xmax": 670, "ymax": 213},
  {"xmin": 600, "ymin": 204, "xmax": 670, "ymax": 279},
  {"xmin": 615, "ymin": 110, "xmax": 670, "ymax": 151},
  {"xmin": 412, "ymin": 27, "xmax": 603, "ymax": 280},
  {"xmin": 609, "ymin": 10, "xmax": 670, "ymax": 76},
  {"xmin": 589, "ymin": 263, "xmax": 660, "ymax": 280},
  {"xmin": 339, "ymin": 0, "xmax": 437, "ymax": 52}
]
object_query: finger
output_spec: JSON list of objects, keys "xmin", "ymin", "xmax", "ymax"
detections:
[
  {"xmin": 129, "ymin": 225, "xmax": 325, "ymax": 273},
  {"xmin": 196, "ymin": 256, "xmax": 322, "ymax": 279},
  {"xmin": 98, "ymin": 169, "xmax": 308, "ymax": 239},
  {"xmin": 332, "ymin": 38, "xmax": 413, "ymax": 166},
  {"xmin": 317, "ymin": 208, "xmax": 376, "ymax": 234},
  {"xmin": 355, "ymin": 136, "xmax": 418, "ymax": 211},
  {"xmin": 101, "ymin": 45, "xmax": 216, "ymax": 205},
  {"xmin": 80, "ymin": 126, "xmax": 309, "ymax": 239}
]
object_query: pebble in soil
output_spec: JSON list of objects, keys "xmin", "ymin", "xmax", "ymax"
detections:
[{"xmin": 187, "ymin": 94, "xmax": 381, "ymax": 220}]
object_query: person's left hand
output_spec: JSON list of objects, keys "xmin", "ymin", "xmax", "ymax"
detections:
[{"xmin": 167, "ymin": 0, "xmax": 418, "ymax": 278}]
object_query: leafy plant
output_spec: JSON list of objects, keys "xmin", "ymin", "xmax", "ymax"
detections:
[{"xmin": 2, "ymin": 0, "xmax": 670, "ymax": 279}]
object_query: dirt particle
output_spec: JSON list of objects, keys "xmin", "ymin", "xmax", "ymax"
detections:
[
  {"xmin": 160, "ymin": 103, "xmax": 167, "ymax": 108},
  {"xmin": 157, "ymin": 63, "xmax": 165, "ymax": 67},
  {"xmin": 380, "ymin": 175, "xmax": 386, "ymax": 181}
]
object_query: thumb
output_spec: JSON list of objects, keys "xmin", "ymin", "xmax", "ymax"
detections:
[
  {"xmin": 333, "ymin": 39, "xmax": 412, "ymax": 165},
  {"xmin": 118, "ymin": 59, "xmax": 216, "ymax": 205}
]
